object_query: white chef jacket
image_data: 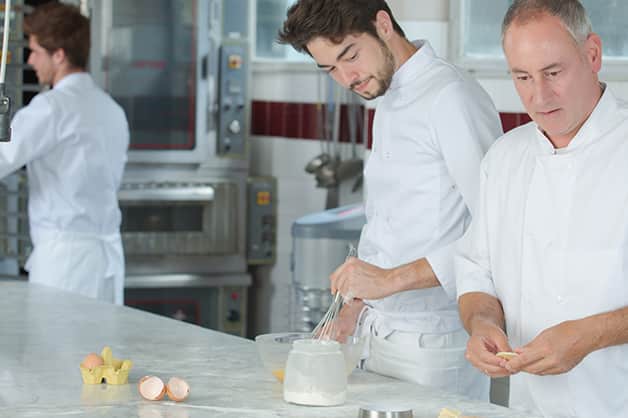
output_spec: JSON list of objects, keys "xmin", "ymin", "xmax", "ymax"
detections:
[
  {"xmin": 357, "ymin": 40, "xmax": 502, "ymax": 396},
  {"xmin": 1, "ymin": 72, "xmax": 129, "ymax": 304},
  {"xmin": 456, "ymin": 85, "xmax": 628, "ymax": 418}
]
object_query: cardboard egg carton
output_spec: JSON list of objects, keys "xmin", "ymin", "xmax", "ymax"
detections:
[{"xmin": 79, "ymin": 346, "xmax": 133, "ymax": 385}]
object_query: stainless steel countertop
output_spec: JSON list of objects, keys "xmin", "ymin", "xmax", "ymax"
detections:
[{"xmin": 0, "ymin": 282, "xmax": 540, "ymax": 418}]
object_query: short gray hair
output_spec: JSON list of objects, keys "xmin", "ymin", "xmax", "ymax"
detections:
[{"xmin": 502, "ymin": 0, "xmax": 593, "ymax": 44}]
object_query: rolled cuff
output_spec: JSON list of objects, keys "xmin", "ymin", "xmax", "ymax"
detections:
[
  {"xmin": 455, "ymin": 254, "xmax": 498, "ymax": 300},
  {"xmin": 425, "ymin": 243, "xmax": 457, "ymax": 301}
]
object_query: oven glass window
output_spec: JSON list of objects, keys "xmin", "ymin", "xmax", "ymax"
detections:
[
  {"xmin": 104, "ymin": 0, "xmax": 197, "ymax": 150},
  {"xmin": 121, "ymin": 205, "xmax": 203, "ymax": 233}
]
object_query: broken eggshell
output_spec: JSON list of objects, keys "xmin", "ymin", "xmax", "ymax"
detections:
[
  {"xmin": 166, "ymin": 377, "xmax": 190, "ymax": 402},
  {"xmin": 138, "ymin": 376, "xmax": 166, "ymax": 401}
]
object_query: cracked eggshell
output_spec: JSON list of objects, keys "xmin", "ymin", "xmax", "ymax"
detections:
[
  {"xmin": 138, "ymin": 376, "xmax": 166, "ymax": 401},
  {"xmin": 166, "ymin": 377, "xmax": 190, "ymax": 402}
]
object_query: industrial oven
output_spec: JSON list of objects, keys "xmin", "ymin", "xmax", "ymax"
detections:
[{"xmin": 87, "ymin": 0, "xmax": 254, "ymax": 336}]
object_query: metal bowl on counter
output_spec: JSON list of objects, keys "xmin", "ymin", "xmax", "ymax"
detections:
[{"xmin": 357, "ymin": 407, "xmax": 413, "ymax": 418}]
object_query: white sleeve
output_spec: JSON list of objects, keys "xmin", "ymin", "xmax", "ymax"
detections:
[
  {"xmin": 430, "ymin": 80, "xmax": 503, "ymax": 217},
  {"xmin": 0, "ymin": 95, "xmax": 58, "ymax": 179},
  {"xmin": 455, "ymin": 156, "xmax": 498, "ymax": 299},
  {"xmin": 424, "ymin": 80, "xmax": 502, "ymax": 299}
]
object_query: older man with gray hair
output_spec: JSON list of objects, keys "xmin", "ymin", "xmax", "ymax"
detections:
[{"xmin": 456, "ymin": 0, "xmax": 628, "ymax": 417}]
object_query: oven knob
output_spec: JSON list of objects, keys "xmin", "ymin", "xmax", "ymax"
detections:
[
  {"xmin": 227, "ymin": 309, "xmax": 240, "ymax": 322},
  {"xmin": 228, "ymin": 119, "xmax": 241, "ymax": 134}
]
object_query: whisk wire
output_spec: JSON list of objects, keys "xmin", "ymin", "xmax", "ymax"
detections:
[{"xmin": 311, "ymin": 244, "xmax": 357, "ymax": 340}]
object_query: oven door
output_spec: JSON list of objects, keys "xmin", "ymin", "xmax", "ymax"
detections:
[
  {"xmin": 119, "ymin": 181, "xmax": 244, "ymax": 274},
  {"xmin": 90, "ymin": 0, "xmax": 221, "ymax": 164},
  {"xmin": 124, "ymin": 273, "xmax": 251, "ymax": 336}
]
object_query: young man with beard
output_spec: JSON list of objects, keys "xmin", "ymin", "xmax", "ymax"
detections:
[
  {"xmin": 279, "ymin": 0, "xmax": 502, "ymax": 399},
  {"xmin": 457, "ymin": 0, "xmax": 628, "ymax": 416}
]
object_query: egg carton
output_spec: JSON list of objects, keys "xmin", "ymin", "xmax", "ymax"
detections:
[{"xmin": 79, "ymin": 346, "xmax": 133, "ymax": 385}]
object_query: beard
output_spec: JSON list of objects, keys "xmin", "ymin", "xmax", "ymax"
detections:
[{"xmin": 351, "ymin": 39, "xmax": 395, "ymax": 100}]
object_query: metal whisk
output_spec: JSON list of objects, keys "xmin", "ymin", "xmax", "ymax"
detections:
[{"xmin": 311, "ymin": 244, "xmax": 357, "ymax": 340}]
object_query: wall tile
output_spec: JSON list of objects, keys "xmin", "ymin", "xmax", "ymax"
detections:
[
  {"xmin": 302, "ymin": 103, "xmax": 324, "ymax": 140},
  {"xmin": 251, "ymin": 101, "xmax": 269, "ymax": 136},
  {"xmin": 500, "ymin": 113, "xmax": 519, "ymax": 133},
  {"xmin": 518, "ymin": 113, "xmax": 532, "ymax": 125},
  {"xmin": 251, "ymin": 101, "xmax": 373, "ymax": 148},
  {"xmin": 267, "ymin": 102, "xmax": 286, "ymax": 137}
]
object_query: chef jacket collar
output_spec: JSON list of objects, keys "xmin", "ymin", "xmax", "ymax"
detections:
[
  {"xmin": 534, "ymin": 82, "xmax": 619, "ymax": 154},
  {"xmin": 388, "ymin": 40, "xmax": 434, "ymax": 91},
  {"xmin": 53, "ymin": 71, "xmax": 91, "ymax": 90}
]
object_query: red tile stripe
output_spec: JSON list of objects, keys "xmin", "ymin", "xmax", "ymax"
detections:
[{"xmin": 251, "ymin": 100, "xmax": 529, "ymax": 149}]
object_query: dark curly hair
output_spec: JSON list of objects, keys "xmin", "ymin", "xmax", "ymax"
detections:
[
  {"xmin": 24, "ymin": 1, "xmax": 90, "ymax": 69},
  {"xmin": 278, "ymin": 0, "xmax": 405, "ymax": 55}
]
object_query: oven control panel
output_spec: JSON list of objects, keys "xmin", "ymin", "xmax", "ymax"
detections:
[
  {"xmin": 246, "ymin": 177, "xmax": 276, "ymax": 265},
  {"xmin": 217, "ymin": 42, "xmax": 248, "ymax": 157},
  {"xmin": 219, "ymin": 286, "xmax": 247, "ymax": 336}
]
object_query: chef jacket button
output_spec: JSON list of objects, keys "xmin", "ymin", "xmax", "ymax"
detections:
[{"xmin": 557, "ymin": 295, "xmax": 565, "ymax": 304}]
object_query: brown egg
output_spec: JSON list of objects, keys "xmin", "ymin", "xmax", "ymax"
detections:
[
  {"xmin": 166, "ymin": 377, "xmax": 190, "ymax": 402},
  {"xmin": 138, "ymin": 376, "xmax": 166, "ymax": 401},
  {"xmin": 81, "ymin": 353, "xmax": 104, "ymax": 369}
]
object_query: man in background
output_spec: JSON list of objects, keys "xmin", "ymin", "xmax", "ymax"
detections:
[
  {"xmin": 0, "ymin": 2, "xmax": 129, "ymax": 304},
  {"xmin": 279, "ymin": 0, "xmax": 502, "ymax": 399},
  {"xmin": 457, "ymin": 1, "xmax": 628, "ymax": 416}
]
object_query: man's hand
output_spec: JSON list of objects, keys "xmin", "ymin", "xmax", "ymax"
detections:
[
  {"xmin": 459, "ymin": 292, "xmax": 512, "ymax": 378},
  {"xmin": 504, "ymin": 319, "xmax": 596, "ymax": 376},
  {"xmin": 330, "ymin": 299, "xmax": 365, "ymax": 343},
  {"xmin": 330, "ymin": 257, "xmax": 396, "ymax": 300},
  {"xmin": 466, "ymin": 321, "xmax": 514, "ymax": 378}
]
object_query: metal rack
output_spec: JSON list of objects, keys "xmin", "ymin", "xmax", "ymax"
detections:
[
  {"xmin": 0, "ymin": 170, "xmax": 30, "ymax": 278},
  {"xmin": 0, "ymin": 0, "xmax": 40, "ymax": 279}
]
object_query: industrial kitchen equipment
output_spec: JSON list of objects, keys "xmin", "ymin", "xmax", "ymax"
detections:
[
  {"xmin": 87, "ymin": 0, "xmax": 255, "ymax": 336},
  {"xmin": 290, "ymin": 203, "xmax": 366, "ymax": 332}
]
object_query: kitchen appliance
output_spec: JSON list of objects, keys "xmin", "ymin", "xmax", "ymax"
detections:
[
  {"xmin": 117, "ymin": 169, "xmax": 247, "ymax": 275},
  {"xmin": 89, "ymin": 0, "xmax": 249, "ymax": 164},
  {"xmin": 88, "ymin": 0, "xmax": 254, "ymax": 334},
  {"xmin": 116, "ymin": 167, "xmax": 250, "ymax": 337},
  {"xmin": 125, "ymin": 274, "xmax": 249, "ymax": 336},
  {"xmin": 290, "ymin": 203, "xmax": 366, "ymax": 332}
]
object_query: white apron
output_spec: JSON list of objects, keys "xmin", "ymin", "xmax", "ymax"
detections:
[
  {"xmin": 26, "ymin": 229, "xmax": 125, "ymax": 305},
  {"xmin": 356, "ymin": 305, "xmax": 489, "ymax": 400}
]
